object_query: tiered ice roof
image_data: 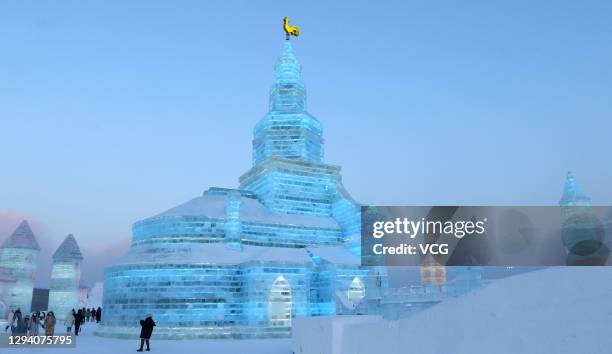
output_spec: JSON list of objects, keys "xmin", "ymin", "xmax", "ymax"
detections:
[
  {"xmin": 114, "ymin": 242, "xmax": 358, "ymax": 267},
  {"xmin": 52, "ymin": 234, "xmax": 84, "ymax": 261},
  {"xmin": 150, "ymin": 187, "xmax": 340, "ymax": 229},
  {"xmin": 0, "ymin": 220, "xmax": 41, "ymax": 250}
]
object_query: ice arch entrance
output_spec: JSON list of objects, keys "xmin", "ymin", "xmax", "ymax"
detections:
[
  {"xmin": 347, "ymin": 277, "xmax": 365, "ymax": 304},
  {"xmin": 268, "ymin": 275, "xmax": 292, "ymax": 327}
]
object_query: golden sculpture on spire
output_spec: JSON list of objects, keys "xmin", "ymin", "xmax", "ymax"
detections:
[{"xmin": 283, "ymin": 17, "xmax": 300, "ymax": 40}]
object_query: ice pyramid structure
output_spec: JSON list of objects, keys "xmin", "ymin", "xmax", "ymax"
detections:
[
  {"xmin": 0, "ymin": 220, "xmax": 40, "ymax": 313},
  {"xmin": 52, "ymin": 234, "xmax": 83, "ymax": 261},
  {"xmin": 98, "ymin": 41, "xmax": 387, "ymax": 339},
  {"xmin": 1, "ymin": 220, "xmax": 40, "ymax": 250}
]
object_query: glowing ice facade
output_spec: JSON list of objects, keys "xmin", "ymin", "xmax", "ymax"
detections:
[
  {"xmin": 0, "ymin": 220, "xmax": 40, "ymax": 314},
  {"xmin": 98, "ymin": 42, "xmax": 381, "ymax": 339},
  {"xmin": 48, "ymin": 234, "xmax": 83, "ymax": 320}
]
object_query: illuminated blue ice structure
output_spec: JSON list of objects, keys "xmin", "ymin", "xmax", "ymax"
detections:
[{"xmin": 98, "ymin": 42, "xmax": 387, "ymax": 339}]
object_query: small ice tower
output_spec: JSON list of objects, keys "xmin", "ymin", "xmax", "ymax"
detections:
[
  {"xmin": 559, "ymin": 171, "xmax": 591, "ymax": 219},
  {"xmin": 48, "ymin": 234, "xmax": 83, "ymax": 319},
  {"xmin": 0, "ymin": 220, "xmax": 41, "ymax": 313}
]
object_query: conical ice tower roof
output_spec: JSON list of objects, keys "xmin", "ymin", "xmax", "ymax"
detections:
[
  {"xmin": 1, "ymin": 220, "xmax": 41, "ymax": 250},
  {"xmin": 275, "ymin": 41, "xmax": 301, "ymax": 83},
  {"xmin": 53, "ymin": 234, "xmax": 83, "ymax": 261},
  {"xmin": 559, "ymin": 171, "xmax": 591, "ymax": 206}
]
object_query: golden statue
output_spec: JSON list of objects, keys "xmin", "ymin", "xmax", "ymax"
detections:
[{"xmin": 283, "ymin": 17, "xmax": 300, "ymax": 40}]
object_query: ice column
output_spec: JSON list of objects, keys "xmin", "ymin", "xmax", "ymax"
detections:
[
  {"xmin": 0, "ymin": 221, "xmax": 40, "ymax": 314},
  {"xmin": 48, "ymin": 234, "xmax": 83, "ymax": 319},
  {"xmin": 225, "ymin": 191, "xmax": 242, "ymax": 250}
]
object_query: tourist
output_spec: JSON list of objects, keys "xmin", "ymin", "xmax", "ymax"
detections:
[
  {"xmin": 86, "ymin": 308, "xmax": 91, "ymax": 322},
  {"xmin": 44, "ymin": 312, "xmax": 56, "ymax": 336},
  {"xmin": 137, "ymin": 314, "xmax": 156, "ymax": 352},
  {"xmin": 64, "ymin": 310, "xmax": 75, "ymax": 334},
  {"xmin": 30, "ymin": 313, "xmax": 40, "ymax": 336},
  {"xmin": 95, "ymin": 307, "xmax": 102, "ymax": 323},
  {"xmin": 74, "ymin": 310, "xmax": 84, "ymax": 335},
  {"xmin": 23, "ymin": 315, "xmax": 30, "ymax": 336},
  {"xmin": 81, "ymin": 308, "xmax": 86, "ymax": 324},
  {"xmin": 4, "ymin": 310, "xmax": 14, "ymax": 332},
  {"xmin": 9, "ymin": 309, "xmax": 26, "ymax": 335}
]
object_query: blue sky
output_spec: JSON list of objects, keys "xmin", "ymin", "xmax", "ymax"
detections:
[{"xmin": 1, "ymin": 1, "xmax": 611, "ymax": 286}]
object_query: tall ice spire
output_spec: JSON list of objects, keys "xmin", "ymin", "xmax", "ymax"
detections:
[
  {"xmin": 559, "ymin": 171, "xmax": 591, "ymax": 206},
  {"xmin": 251, "ymin": 42, "xmax": 323, "ymax": 165},
  {"xmin": 275, "ymin": 41, "xmax": 301, "ymax": 83},
  {"xmin": 269, "ymin": 41, "xmax": 306, "ymax": 112}
]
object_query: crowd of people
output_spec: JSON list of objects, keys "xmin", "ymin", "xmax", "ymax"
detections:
[
  {"xmin": 4, "ymin": 308, "xmax": 57, "ymax": 336},
  {"xmin": 4, "ymin": 307, "xmax": 102, "ymax": 337},
  {"xmin": 64, "ymin": 307, "xmax": 102, "ymax": 336},
  {"xmin": 5, "ymin": 307, "xmax": 157, "ymax": 352}
]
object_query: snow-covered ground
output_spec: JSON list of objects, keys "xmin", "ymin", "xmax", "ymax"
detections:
[
  {"xmin": 15, "ymin": 323, "xmax": 292, "ymax": 354},
  {"xmin": 9, "ymin": 267, "xmax": 612, "ymax": 354},
  {"xmin": 293, "ymin": 267, "xmax": 612, "ymax": 354}
]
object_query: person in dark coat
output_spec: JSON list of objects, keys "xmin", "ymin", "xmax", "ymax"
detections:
[
  {"xmin": 30, "ymin": 313, "xmax": 40, "ymax": 336},
  {"xmin": 74, "ymin": 310, "xmax": 84, "ymax": 336},
  {"xmin": 23, "ymin": 315, "xmax": 31, "ymax": 336},
  {"xmin": 95, "ymin": 307, "xmax": 102, "ymax": 323},
  {"xmin": 137, "ymin": 314, "xmax": 155, "ymax": 352},
  {"xmin": 9, "ymin": 309, "xmax": 26, "ymax": 335}
]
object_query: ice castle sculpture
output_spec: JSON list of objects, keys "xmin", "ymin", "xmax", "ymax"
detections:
[
  {"xmin": 97, "ymin": 41, "xmax": 387, "ymax": 339},
  {"xmin": 0, "ymin": 220, "xmax": 40, "ymax": 314},
  {"xmin": 48, "ymin": 234, "xmax": 83, "ymax": 320}
]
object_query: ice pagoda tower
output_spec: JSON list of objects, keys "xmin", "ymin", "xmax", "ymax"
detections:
[
  {"xmin": 559, "ymin": 171, "xmax": 591, "ymax": 214},
  {"xmin": 559, "ymin": 171, "xmax": 592, "ymax": 221},
  {"xmin": 98, "ymin": 41, "xmax": 385, "ymax": 339},
  {"xmin": 0, "ymin": 220, "xmax": 40, "ymax": 314},
  {"xmin": 48, "ymin": 234, "xmax": 83, "ymax": 320}
]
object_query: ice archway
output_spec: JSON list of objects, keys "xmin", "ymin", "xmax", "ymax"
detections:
[
  {"xmin": 268, "ymin": 275, "xmax": 292, "ymax": 327},
  {"xmin": 347, "ymin": 277, "xmax": 365, "ymax": 304}
]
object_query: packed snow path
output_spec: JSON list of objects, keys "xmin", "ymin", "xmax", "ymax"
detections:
[{"xmin": 18, "ymin": 323, "xmax": 292, "ymax": 354}]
